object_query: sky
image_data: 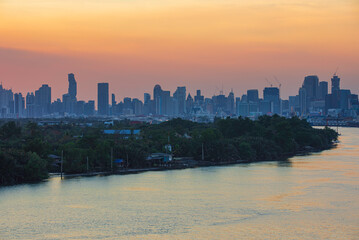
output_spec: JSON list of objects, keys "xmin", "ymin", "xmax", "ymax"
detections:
[{"xmin": 0, "ymin": 0, "xmax": 358, "ymax": 101}]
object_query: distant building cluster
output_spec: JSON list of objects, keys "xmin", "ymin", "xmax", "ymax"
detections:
[{"xmin": 0, "ymin": 73, "xmax": 358, "ymax": 120}]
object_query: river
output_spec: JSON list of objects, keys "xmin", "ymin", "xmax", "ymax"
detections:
[{"xmin": 1, "ymin": 127, "xmax": 358, "ymax": 239}]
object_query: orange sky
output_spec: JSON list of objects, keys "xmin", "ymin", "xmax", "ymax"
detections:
[{"xmin": 0, "ymin": 0, "xmax": 358, "ymax": 101}]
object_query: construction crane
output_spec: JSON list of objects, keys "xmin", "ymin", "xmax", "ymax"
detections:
[
  {"xmin": 273, "ymin": 76, "xmax": 282, "ymax": 97},
  {"xmin": 265, "ymin": 78, "xmax": 273, "ymax": 87},
  {"xmin": 334, "ymin": 66, "xmax": 339, "ymax": 76}
]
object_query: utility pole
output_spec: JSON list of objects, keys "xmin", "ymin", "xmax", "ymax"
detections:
[
  {"xmin": 61, "ymin": 150, "xmax": 63, "ymax": 179},
  {"xmin": 111, "ymin": 147, "xmax": 113, "ymax": 172},
  {"xmin": 202, "ymin": 143, "xmax": 204, "ymax": 161},
  {"xmin": 87, "ymin": 156, "xmax": 89, "ymax": 173}
]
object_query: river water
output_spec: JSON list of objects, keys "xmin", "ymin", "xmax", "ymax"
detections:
[{"xmin": 1, "ymin": 128, "xmax": 358, "ymax": 239}]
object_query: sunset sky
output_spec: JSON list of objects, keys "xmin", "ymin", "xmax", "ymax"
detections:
[{"xmin": 0, "ymin": 0, "xmax": 358, "ymax": 101}]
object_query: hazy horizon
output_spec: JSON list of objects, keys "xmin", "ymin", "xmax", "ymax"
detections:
[{"xmin": 0, "ymin": 0, "xmax": 358, "ymax": 101}]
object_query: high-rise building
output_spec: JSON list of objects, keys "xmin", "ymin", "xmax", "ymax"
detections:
[
  {"xmin": 237, "ymin": 102, "xmax": 249, "ymax": 117},
  {"xmin": 318, "ymin": 81, "xmax": 328, "ymax": 100},
  {"xmin": 35, "ymin": 84, "xmax": 51, "ymax": 116},
  {"xmin": 153, "ymin": 85, "xmax": 162, "ymax": 115},
  {"xmin": 227, "ymin": 91, "xmax": 235, "ymax": 114},
  {"xmin": 212, "ymin": 94, "xmax": 227, "ymax": 114},
  {"xmin": 174, "ymin": 86, "xmax": 186, "ymax": 115},
  {"xmin": 111, "ymin": 94, "xmax": 117, "ymax": 115},
  {"xmin": 132, "ymin": 98, "xmax": 143, "ymax": 115},
  {"xmin": 241, "ymin": 94, "xmax": 247, "ymax": 103},
  {"xmin": 144, "ymin": 93, "xmax": 151, "ymax": 104},
  {"xmin": 62, "ymin": 94, "xmax": 72, "ymax": 114},
  {"xmin": 263, "ymin": 87, "xmax": 280, "ymax": 114},
  {"xmin": 26, "ymin": 93, "xmax": 35, "ymax": 118},
  {"xmin": 302, "ymin": 75, "xmax": 319, "ymax": 100},
  {"xmin": 76, "ymin": 101, "xmax": 85, "ymax": 115},
  {"xmin": 161, "ymin": 90, "xmax": 171, "ymax": 115},
  {"xmin": 98, "ymin": 83, "xmax": 109, "ymax": 115},
  {"xmin": 195, "ymin": 90, "xmax": 204, "ymax": 105},
  {"xmin": 186, "ymin": 93, "xmax": 193, "ymax": 114},
  {"xmin": 84, "ymin": 100, "xmax": 95, "ymax": 116},
  {"xmin": 340, "ymin": 89, "xmax": 351, "ymax": 110},
  {"xmin": 68, "ymin": 73, "xmax": 77, "ymax": 99},
  {"xmin": 299, "ymin": 87, "xmax": 307, "ymax": 116},
  {"xmin": 259, "ymin": 100, "xmax": 271, "ymax": 115},
  {"xmin": 14, "ymin": 93, "xmax": 25, "ymax": 118},
  {"xmin": 247, "ymin": 89, "xmax": 259, "ymax": 103},
  {"xmin": 331, "ymin": 75, "xmax": 340, "ymax": 93},
  {"xmin": 143, "ymin": 93, "xmax": 151, "ymax": 115},
  {"xmin": 0, "ymin": 84, "xmax": 14, "ymax": 117}
]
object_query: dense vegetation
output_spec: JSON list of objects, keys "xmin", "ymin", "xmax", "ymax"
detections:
[{"xmin": 0, "ymin": 116, "xmax": 338, "ymax": 186}]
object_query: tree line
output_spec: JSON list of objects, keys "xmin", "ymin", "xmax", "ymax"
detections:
[{"xmin": 0, "ymin": 116, "xmax": 338, "ymax": 186}]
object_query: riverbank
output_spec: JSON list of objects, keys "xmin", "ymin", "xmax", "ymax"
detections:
[
  {"xmin": 0, "ymin": 116, "xmax": 338, "ymax": 186},
  {"xmin": 50, "ymin": 143, "xmax": 337, "ymax": 180}
]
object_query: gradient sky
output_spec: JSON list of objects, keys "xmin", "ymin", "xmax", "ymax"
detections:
[{"xmin": 0, "ymin": 0, "xmax": 358, "ymax": 101}]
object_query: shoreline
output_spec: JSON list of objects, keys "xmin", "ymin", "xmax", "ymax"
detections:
[
  {"xmin": 0, "ymin": 144, "xmax": 337, "ymax": 188},
  {"xmin": 48, "ymin": 144, "xmax": 336, "ymax": 180}
]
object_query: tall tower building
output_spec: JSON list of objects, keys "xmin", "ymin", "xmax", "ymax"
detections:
[
  {"xmin": 299, "ymin": 87, "xmax": 307, "ymax": 116},
  {"xmin": 247, "ymin": 89, "xmax": 259, "ymax": 103},
  {"xmin": 98, "ymin": 83, "xmax": 109, "ymax": 115},
  {"xmin": 153, "ymin": 85, "xmax": 163, "ymax": 115},
  {"xmin": 68, "ymin": 73, "xmax": 77, "ymax": 99},
  {"xmin": 14, "ymin": 93, "xmax": 25, "ymax": 118},
  {"xmin": 302, "ymin": 75, "xmax": 319, "ymax": 100},
  {"xmin": 331, "ymin": 75, "xmax": 340, "ymax": 93},
  {"xmin": 318, "ymin": 81, "xmax": 328, "ymax": 100},
  {"xmin": 35, "ymin": 84, "xmax": 51, "ymax": 116},
  {"xmin": 174, "ymin": 86, "xmax": 186, "ymax": 115},
  {"xmin": 263, "ymin": 87, "xmax": 280, "ymax": 114}
]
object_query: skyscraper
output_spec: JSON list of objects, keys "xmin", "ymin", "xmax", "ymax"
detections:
[
  {"xmin": 331, "ymin": 75, "xmax": 340, "ymax": 93},
  {"xmin": 318, "ymin": 81, "xmax": 328, "ymax": 100},
  {"xmin": 68, "ymin": 73, "xmax": 77, "ymax": 99},
  {"xmin": 26, "ymin": 92, "xmax": 35, "ymax": 118},
  {"xmin": 302, "ymin": 75, "xmax": 319, "ymax": 100},
  {"xmin": 247, "ymin": 89, "xmax": 259, "ymax": 103},
  {"xmin": 174, "ymin": 87, "xmax": 186, "ymax": 115},
  {"xmin": 227, "ymin": 91, "xmax": 235, "ymax": 114},
  {"xmin": 263, "ymin": 87, "xmax": 280, "ymax": 114},
  {"xmin": 98, "ymin": 83, "xmax": 109, "ymax": 115},
  {"xmin": 195, "ymin": 90, "xmax": 204, "ymax": 105},
  {"xmin": 299, "ymin": 87, "xmax": 307, "ymax": 116},
  {"xmin": 35, "ymin": 84, "xmax": 51, "ymax": 116},
  {"xmin": 14, "ymin": 93, "xmax": 25, "ymax": 118},
  {"xmin": 153, "ymin": 84, "xmax": 162, "ymax": 115}
]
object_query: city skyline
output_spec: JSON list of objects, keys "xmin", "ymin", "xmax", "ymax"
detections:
[
  {"xmin": 0, "ymin": 71, "xmax": 358, "ymax": 103},
  {"xmin": 0, "ymin": 0, "xmax": 358, "ymax": 101},
  {"xmin": 1, "ymin": 71, "xmax": 357, "ymax": 120}
]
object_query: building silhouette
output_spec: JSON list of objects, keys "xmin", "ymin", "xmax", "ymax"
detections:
[
  {"xmin": 263, "ymin": 87, "xmax": 280, "ymax": 114},
  {"xmin": 98, "ymin": 83, "xmax": 109, "ymax": 115},
  {"xmin": 68, "ymin": 73, "xmax": 77, "ymax": 99}
]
